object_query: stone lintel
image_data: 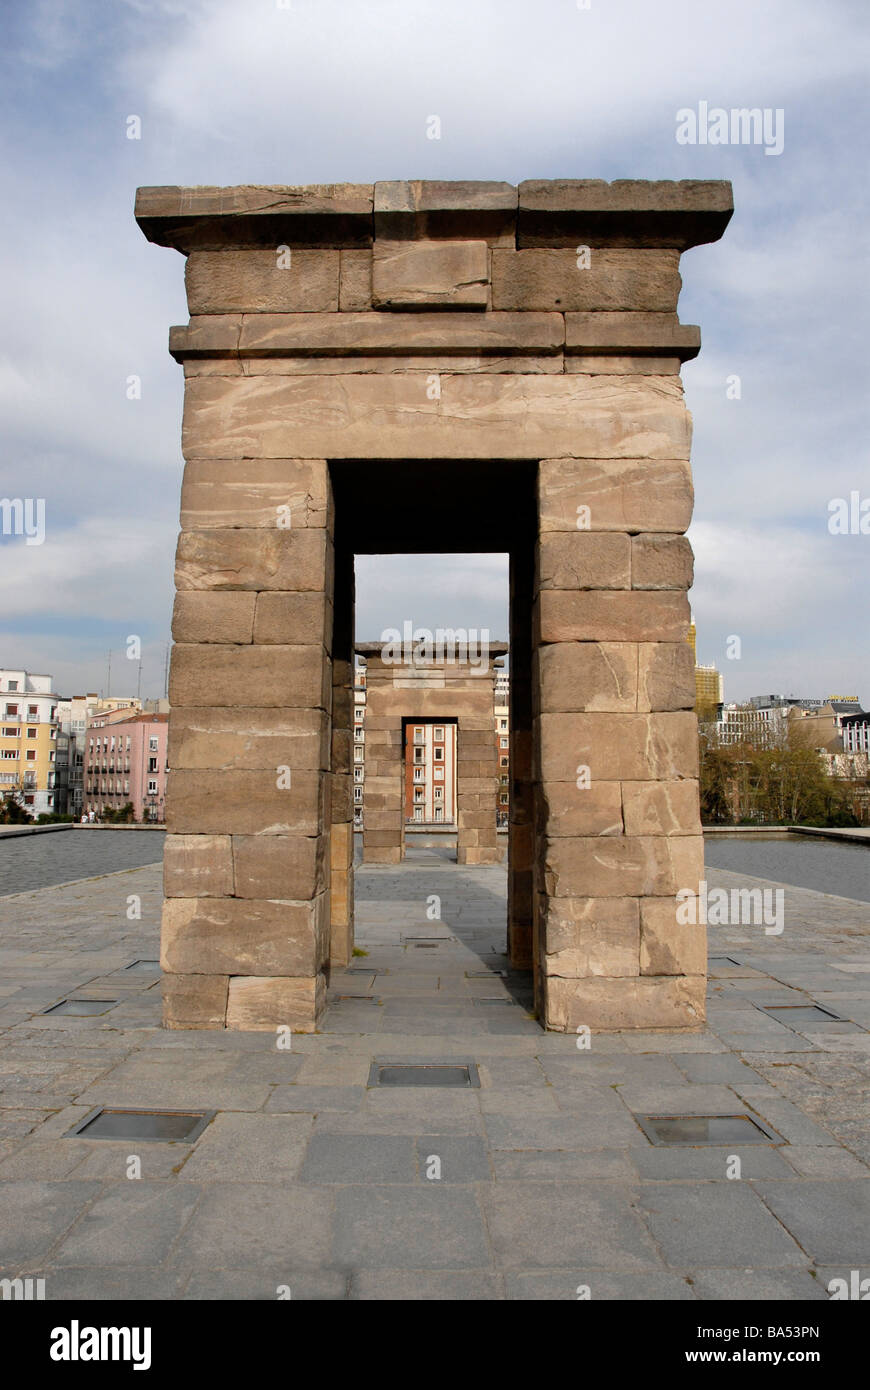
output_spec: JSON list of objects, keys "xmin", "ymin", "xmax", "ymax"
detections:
[
  {"xmin": 137, "ymin": 179, "xmax": 732, "ymax": 255},
  {"xmin": 517, "ymin": 179, "xmax": 734, "ymax": 249},
  {"xmin": 169, "ymin": 312, "xmax": 565, "ymax": 361}
]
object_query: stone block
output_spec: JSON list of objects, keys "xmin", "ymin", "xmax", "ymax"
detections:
[
  {"xmin": 541, "ymin": 835, "xmax": 675, "ymax": 898},
  {"xmin": 169, "ymin": 643, "xmax": 330, "ymax": 709},
  {"xmin": 637, "ymin": 642, "xmax": 696, "ymax": 712},
  {"xmin": 632, "ymin": 534, "xmax": 694, "ymax": 589},
  {"xmin": 565, "ymin": 311, "xmax": 701, "ymax": 360},
  {"xmin": 162, "ymin": 973, "xmax": 229, "ymax": 1029},
  {"xmin": 171, "ymin": 592, "xmax": 256, "ymax": 645},
  {"xmin": 639, "ymin": 898, "xmax": 707, "ymax": 976},
  {"xmin": 491, "ymin": 249, "xmax": 681, "ymax": 311},
  {"xmin": 373, "ymin": 179, "xmax": 517, "ymax": 243},
  {"xmin": 535, "ymin": 533, "xmax": 630, "ymax": 591},
  {"xmin": 534, "ymin": 642, "xmax": 637, "ymax": 713},
  {"xmin": 536, "ymin": 712, "xmax": 698, "ymax": 782},
  {"xmin": 535, "ymin": 590, "xmax": 690, "ymax": 644},
  {"xmin": 544, "ymin": 973, "xmax": 705, "ymax": 1031},
  {"xmin": 339, "ymin": 249, "xmax": 372, "ymax": 310},
  {"xmin": 253, "ymin": 592, "xmax": 333, "ymax": 646},
  {"xmin": 372, "ymin": 240, "xmax": 489, "ymax": 309},
  {"xmin": 232, "ymin": 311, "xmax": 562, "ymax": 357},
  {"xmin": 185, "ymin": 249, "xmax": 339, "ymax": 313},
  {"xmin": 168, "ymin": 707, "xmax": 329, "ymax": 771},
  {"xmin": 163, "ymin": 834, "xmax": 234, "ymax": 897},
  {"xmin": 175, "ymin": 528, "xmax": 333, "ymax": 593},
  {"xmin": 225, "ymin": 974, "xmax": 326, "ymax": 1032},
  {"xmin": 537, "ymin": 780, "xmax": 623, "ymax": 836},
  {"xmin": 621, "ymin": 780, "xmax": 701, "ymax": 837},
  {"xmin": 161, "ymin": 894, "xmax": 329, "ymax": 976},
  {"xmin": 515, "ymin": 178, "xmax": 733, "ymax": 251},
  {"xmin": 181, "ymin": 374, "xmax": 692, "ymax": 461},
  {"xmin": 543, "ymin": 897, "xmax": 640, "ymax": 977},
  {"xmin": 232, "ymin": 834, "xmax": 326, "ymax": 899},
  {"xmin": 166, "ymin": 768, "xmax": 327, "ymax": 835},
  {"xmin": 179, "ymin": 459, "xmax": 330, "ymax": 529},
  {"xmin": 538, "ymin": 457, "xmax": 693, "ymax": 533}
]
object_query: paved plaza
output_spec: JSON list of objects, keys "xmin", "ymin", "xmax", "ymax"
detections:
[{"xmin": 0, "ymin": 842, "xmax": 869, "ymax": 1300}]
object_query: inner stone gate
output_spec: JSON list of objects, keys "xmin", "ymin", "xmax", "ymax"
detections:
[{"xmin": 136, "ymin": 178, "xmax": 732, "ymax": 1035}]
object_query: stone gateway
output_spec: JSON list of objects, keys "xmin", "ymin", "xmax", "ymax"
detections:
[{"xmin": 136, "ymin": 178, "xmax": 732, "ymax": 1035}]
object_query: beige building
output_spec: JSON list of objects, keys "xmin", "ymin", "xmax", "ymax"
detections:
[{"xmin": 0, "ymin": 669, "xmax": 59, "ymax": 816}]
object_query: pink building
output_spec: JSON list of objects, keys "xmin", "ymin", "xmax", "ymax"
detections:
[{"xmin": 83, "ymin": 713, "xmax": 169, "ymax": 822}]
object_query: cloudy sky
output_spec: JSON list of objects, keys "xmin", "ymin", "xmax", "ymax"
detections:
[{"xmin": 2, "ymin": 0, "xmax": 867, "ymax": 702}]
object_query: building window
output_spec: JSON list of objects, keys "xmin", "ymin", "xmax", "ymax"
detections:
[
  {"xmin": 148, "ymin": 757, "xmax": 158, "ymax": 773},
  {"xmin": 28, "ymin": 707, "xmax": 38, "ymax": 718},
  {"xmin": 413, "ymin": 727, "xmax": 424, "ymax": 744},
  {"xmin": 434, "ymin": 726, "xmax": 444, "ymax": 741},
  {"xmin": 434, "ymin": 766, "xmax": 444, "ymax": 780},
  {"xmin": 353, "ymin": 786, "xmax": 363, "ymax": 803},
  {"xmin": 434, "ymin": 807, "xmax": 443, "ymax": 822},
  {"xmin": 414, "ymin": 788, "xmax": 424, "ymax": 802},
  {"xmin": 499, "ymin": 719, "xmax": 507, "ymax": 730},
  {"xmin": 433, "ymin": 747, "xmax": 443, "ymax": 761},
  {"xmin": 5, "ymin": 704, "xmax": 17, "ymax": 716},
  {"xmin": 7, "ymin": 681, "xmax": 18, "ymax": 692},
  {"xmin": 434, "ymin": 787, "xmax": 443, "ymax": 800},
  {"xmin": 148, "ymin": 779, "xmax": 158, "ymax": 794},
  {"xmin": 499, "ymin": 737, "xmax": 509, "ymax": 749},
  {"xmin": 2, "ymin": 727, "xmax": 16, "ymax": 737},
  {"xmin": 414, "ymin": 747, "xmax": 424, "ymax": 763},
  {"xmin": 500, "ymin": 756, "xmax": 509, "ymax": 767},
  {"xmin": 500, "ymin": 794, "xmax": 509, "ymax": 805},
  {"xmin": 26, "ymin": 727, "xmax": 36, "ymax": 738},
  {"xmin": 354, "ymin": 767, "xmax": 363, "ymax": 782},
  {"xmin": 413, "ymin": 768, "xmax": 424, "ymax": 782},
  {"xmin": 25, "ymin": 750, "xmax": 36, "ymax": 761},
  {"xmin": 149, "ymin": 736, "xmax": 159, "ymax": 751},
  {"xmin": 353, "ymin": 746, "xmax": 364, "ymax": 763},
  {"xmin": 414, "ymin": 807, "xmax": 423, "ymax": 822}
]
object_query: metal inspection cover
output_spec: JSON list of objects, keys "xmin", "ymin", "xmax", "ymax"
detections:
[
  {"xmin": 636, "ymin": 1113, "xmax": 783, "ymax": 1146},
  {"xmin": 708, "ymin": 957, "xmax": 743, "ymax": 967},
  {"xmin": 472, "ymin": 997, "xmax": 514, "ymax": 1006},
  {"xmin": 368, "ymin": 1061, "xmax": 480, "ymax": 1088},
  {"xmin": 43, "ymin": 998, "xmax": 118, "ymax": 1016},
  {"xmin": 124, "ymin": 959, "xmax": 160, "ymax": 972},
  {"xmin": 466, "ymin": 969, "xmax": 507, "ymax": 978},
  {"xmin": 65, "ymin": 1107, "xmax": 215, "ymax": 1142},
  {"xmin": 760, "ymin": 1003, "xmax": 846, "ymax": 1026}
]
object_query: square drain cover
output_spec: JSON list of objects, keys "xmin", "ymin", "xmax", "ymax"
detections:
[
  {"xmin": 44, "ymin": 998, "xmax": 118, "ymax": 1016},
  {"xmin": 124, "ymin": 959, "xmax": 160, "ymax": 972},
  {"xmin": 472, "ymin": 997, "xmax": 513, "ymax": 1006},
  {"xmin": 466, "ymin": 970, "xmax": 507, "ymax": 978},
  {"xmin": 636, "ymin": 1113, "xmax": 783, "ymax": 1146},
  {"xmin": 708, "ymin": 956, "xmax": 743, "ymax": 967},
  {"xmin": 368, "ymin": 1061, "xmax": 480, "ymax": 1088},
  {"xmin": 66, "ymin": 1107, "xmax": 214, "ymax": 1142}
]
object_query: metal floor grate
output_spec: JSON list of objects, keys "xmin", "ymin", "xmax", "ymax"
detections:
[
  {"xmin": 368, "ymin": 1061, "xmax": 480, "ymax": 1088},
  {"xmin": 44, "ymin": 998, "xmax": 118, "ymax": 1016},
  {"xmin": 65, "ymin": 1107, "xmax": 214, "ymax": 1142},
  {"xmin": 635, "ymin": 1113, "xmax": 783, "ymax": 1146}
]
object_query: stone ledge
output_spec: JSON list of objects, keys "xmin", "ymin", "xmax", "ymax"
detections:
[
  {"xmin": 518, "ymin": 178, "xmax": 733, "ymax": 249},
  {"xmin": 170, "ymin": 311, "xmax": 565, "ymax": 360},
  {"xmin": 566, "ymin": 312, "xmax": 701, "ymax": 361}
]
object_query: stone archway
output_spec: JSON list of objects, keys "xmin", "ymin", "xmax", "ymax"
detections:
[{"xmin": 137, "ymin": 177, "xmax": 732, "ymax": 1035}]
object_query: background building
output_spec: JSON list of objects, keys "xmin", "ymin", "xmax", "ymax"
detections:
[
  {"xmin": 83, "ymin": 711, "xmax": 169, "ymax": 821},
  {"xmin": 0, "ymin": 669, "xmax": 59, "ymax": 816}
]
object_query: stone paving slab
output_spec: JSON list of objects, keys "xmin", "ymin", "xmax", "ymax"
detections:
[{"xmin": 0, "ymin": 852, "xmax": 868, "ymax": 1299}]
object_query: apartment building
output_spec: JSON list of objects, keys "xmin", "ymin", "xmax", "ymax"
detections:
[
  {"xmin": 83, "ymin": 712, "xmax": 169, "ymax": 821},
  {"xmin": 0, "ymin": 669, "xmax": 59, "ymax": 816},
  {"xmin": 404, "ymin": 720, "xmax": 458, "ymax": 824}
]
